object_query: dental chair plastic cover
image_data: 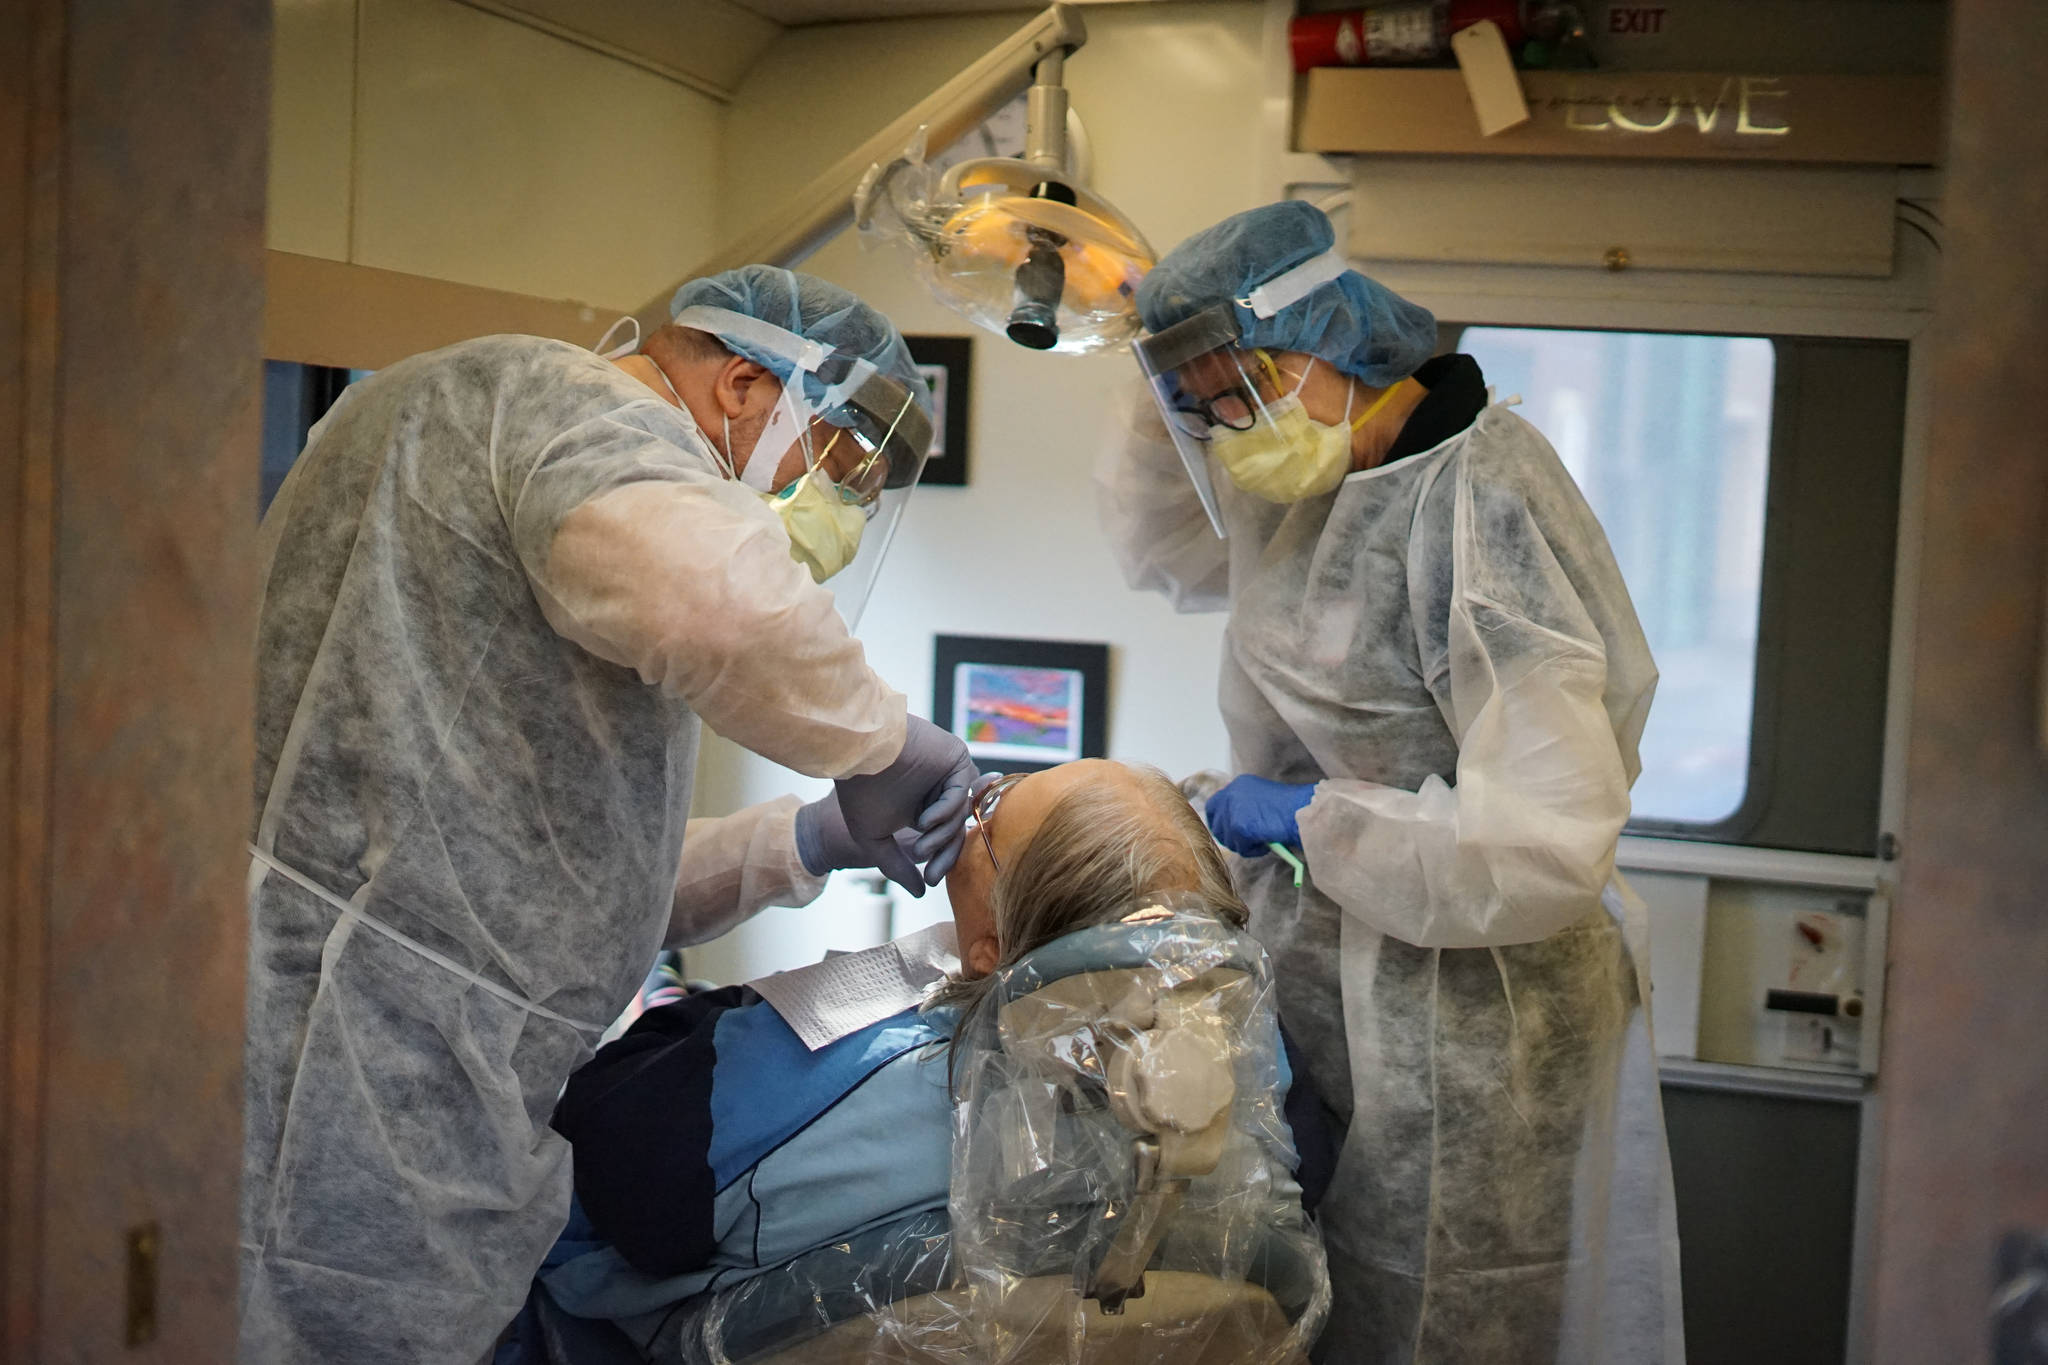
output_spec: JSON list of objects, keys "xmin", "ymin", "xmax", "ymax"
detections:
[
  {"xmin": 1136, "ymin": 200, "xmax": 1436, "ymax": 389},
  {"xmin": 674, "ymin": 909, "xmax": 1328, "ymax": 1364},
  {"xmin": 243, "ymin": 336, "xmax": 906, "ymax": 1363}
]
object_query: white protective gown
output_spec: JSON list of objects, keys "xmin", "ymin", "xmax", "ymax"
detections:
[
  {"xmin": 1097, "ymin": 390, "xmax": 1684, "ymax": 1365},
  {"xmin": 243, "ymin": 336, "xmax": 906, "ymax": 1365}
]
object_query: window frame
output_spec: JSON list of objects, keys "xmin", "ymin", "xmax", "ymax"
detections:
[{"xmin": 1441, "ymin": 323, "xmax": 1905, "ymax": 856}]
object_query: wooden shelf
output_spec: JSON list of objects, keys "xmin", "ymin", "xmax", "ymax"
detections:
[{"xmin": 1296, "ymin": 69, "xmax": 1943, "ymax": 165}]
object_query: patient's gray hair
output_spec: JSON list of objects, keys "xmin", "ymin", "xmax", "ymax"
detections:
[{"xmin": 929, "ymin": 763, "xmax": 1246, "ymax": 1067}]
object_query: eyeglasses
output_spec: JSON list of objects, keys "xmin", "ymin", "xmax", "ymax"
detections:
[
  {"xmin": 1171, "ymin": 348, "xmax": 1302, "ymax": 433},
  {"xmin": 807, "ymin": 429, "xmax": 891, "ymax": 519},
  {"xmin": 968, "ymin": 771, "xmax": 1029, "ymax": 873}
]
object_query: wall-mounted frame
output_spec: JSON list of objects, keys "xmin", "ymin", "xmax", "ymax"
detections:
[
  {"xmin": 933, "ymin": 634, "xmax": 1108, "ymax": 775},
  {"xmin": 906, "ymin": 335, "xmax": 972, "ymax": 487}
]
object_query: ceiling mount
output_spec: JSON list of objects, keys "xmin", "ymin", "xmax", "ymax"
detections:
[
  {"xmin": 630, "ymin": 4, "xmax": 1091, "ymax": 338},
  {"xmin": 854, "ymin": 16, "xmax": 1156, "ymax": 355}
]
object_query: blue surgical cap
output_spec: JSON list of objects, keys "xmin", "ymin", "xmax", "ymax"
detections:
[
  {"xmin": 1136, "ymin": 200, "xmax": 1437, "ymax": 388},
  {"xmin": 671, "ymin": 264, "xmax": 932, "ymax": 419}
]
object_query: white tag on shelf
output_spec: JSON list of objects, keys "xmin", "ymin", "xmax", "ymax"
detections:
[{"xmin": 1451, "ymin": 20, "xmax": 1531, "ymax": 137}]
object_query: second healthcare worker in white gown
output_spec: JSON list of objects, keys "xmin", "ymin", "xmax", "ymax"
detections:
[
  {"xmin": 1098, "ymin": 202, "xmax": 1684, "ymax": 1364},
  {"xmin": 242, "ymin": 267, "xmax": 976, "ymax": 1364}
]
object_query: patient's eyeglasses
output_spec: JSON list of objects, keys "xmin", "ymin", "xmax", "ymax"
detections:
[{"xmin": 968, "ymin": 772, "xmax": 1029, "ymax": 874}]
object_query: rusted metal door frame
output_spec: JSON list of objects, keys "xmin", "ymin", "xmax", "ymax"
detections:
[
  {"xmin": 1868, "ymin": 2, "xmax": 2048, "ymax": 1361},
  {"xmin": 3, "ymin": 0, "xmax": 268, "ymax": 1358}
]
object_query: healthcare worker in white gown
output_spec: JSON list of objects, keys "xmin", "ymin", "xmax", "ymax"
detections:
[
  {"xmin": 242, "ymin": 266, "xmax": 978, "ymax": 1364},
  {"xmin": 1098, "ymin": 202, "xmax": 1684, "ymax": 1364}
]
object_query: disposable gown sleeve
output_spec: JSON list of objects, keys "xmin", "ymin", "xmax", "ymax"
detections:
[
  {"xmin": 1093, "ymin": 382, "xmax": 1230, "ymax": 612},
  {"xmin": 667, "ymin": 795, "xmax": 827, "ymax": 948},
  {"xmin": 1296, "ymin": 455, "xmax": 1636, "ymax": 949},
  {"xmin": 503, "ymin": 401, "xmax": 907, "ymax": 780}
]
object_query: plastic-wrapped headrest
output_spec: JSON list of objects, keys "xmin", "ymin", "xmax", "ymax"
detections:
[
  {"xmin": 946, "ymin": 903, "xmax": 1329, "ymax": 1362},
  {"xmin": 988, "ymin": 904, "xmax": 1263, "ymax": 1004}
]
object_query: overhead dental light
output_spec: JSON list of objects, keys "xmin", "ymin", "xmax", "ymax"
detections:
[
  {"xmin": 854, "ymin": 34, "xmax": 1155, "ymax": 355},
  {"xmin": 626, "ymin": 6, "xmax": 1150, "ymax": 355}
]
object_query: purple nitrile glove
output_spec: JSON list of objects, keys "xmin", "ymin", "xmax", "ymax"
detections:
[
  {"xmin": 793, "ymin": 790, "xmax": 865, "ymax": 877},
  {"xmin": 1204, "ymin": 774, "xmax": 1318, "ymax": 858},
  {"xmin": 831, "ymin": 715, "xmax": 981, "ymax": 895}
]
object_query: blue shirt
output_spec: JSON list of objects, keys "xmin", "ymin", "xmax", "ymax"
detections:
[{"xmin": 543, "ymin": 985, "xmax": 954, "ymax": 1323}]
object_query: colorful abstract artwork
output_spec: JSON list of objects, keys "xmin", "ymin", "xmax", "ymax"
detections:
[
  {"xmin": 932, "ymin": 635, "xmax": 1108, "ymax": 774},
  {"xmin": 952, "ymin": 663, "xmax": 1084, "ymax": 764}
]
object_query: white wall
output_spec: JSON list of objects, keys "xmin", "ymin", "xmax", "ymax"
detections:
[
  {"xmin": 716, "ymin": 11, "xmax": 1027, "ymax": 237},
  {"xmin": 684, "ymin": 1, "xmax": 1270, "ymax": 981},
  {"xmin": 270, "ymin": 0, "xmax": 725, "ymax": 310}
]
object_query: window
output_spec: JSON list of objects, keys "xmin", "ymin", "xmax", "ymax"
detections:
[
  {"xmin": 260, "ymin": 363, "xmax": 368, "ymax": 516},
  {"xmin": 1458, "ymin": 328, "xmax": 1775, "ymax": 825}
]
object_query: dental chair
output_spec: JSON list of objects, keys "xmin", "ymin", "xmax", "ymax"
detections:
[{"xmin": 522, "ymin": 906, "xmax": 1328, "ymax": 1365}]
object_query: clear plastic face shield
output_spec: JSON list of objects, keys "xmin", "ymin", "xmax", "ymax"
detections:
[
  {"xmin": 803, "ymin": 353, "xmax": 932, "ymax": 631},
  {"xmin": 1133, "ymin": 305, "xmax": 1256, "ymax": 536},
  {"xmin": 1130, "ymin": 249, "xmax": 1359, "ymax": 533},
  {"xmin": 671, "ymin": 305, "xmax": 934, "ymax": 629}
]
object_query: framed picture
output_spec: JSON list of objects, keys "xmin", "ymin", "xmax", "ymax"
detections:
[
  {"xmin": 933, "ymin": 634, "xmax": 1109, "ymax": 775},
  {"xmin": 905, "ymin": 335, "xmax": 972, "ymax": 487}
]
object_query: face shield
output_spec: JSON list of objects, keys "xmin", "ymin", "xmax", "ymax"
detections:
[
  {"xmin": 1132, "ymin": 303, "xmax": 1248, "ymax": 536},
  {"xmin": 1131, "ymin": 249, "xmax": 1365, "ymax": 529},
  {"xmin": 672, "ymin": 305, "xmax": 934, "ymax": 628},
  {"xmin": 809, "ymin": 356, "xmax": 932, "ymax": 631}
]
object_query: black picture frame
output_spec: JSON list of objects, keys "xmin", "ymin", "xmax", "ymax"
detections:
[
  {"xmin": 932, "ymin": 634, "xmax": 1109, "ymax": 775},
  {"xmin": 905, "ymin": 335, "xmax": 972, "ymax": 487}
]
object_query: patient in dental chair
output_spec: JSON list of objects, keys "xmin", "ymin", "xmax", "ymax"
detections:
[{"xmin": 523, "ymin": 759, "xmax": 1323, "ymax": 1357}]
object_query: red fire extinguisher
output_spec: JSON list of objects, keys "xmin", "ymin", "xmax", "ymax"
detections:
[{"xmin": 1289, "ymin": 0, "xmax": 1569, "ymax": 72}]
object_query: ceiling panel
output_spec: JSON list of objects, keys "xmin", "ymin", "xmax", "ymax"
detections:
[
  {"xmin": 504, "ymin": 0, "xmax": 780, "ymax": 94},
  {"xmin": 732, "ymin": 0, "xmax": 1165, "ymax": 28}
]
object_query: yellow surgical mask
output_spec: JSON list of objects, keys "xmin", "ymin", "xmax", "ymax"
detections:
[
  {"xmin": 1209, "ymin": 357, "xmax": 1414, "ymax": 504},
  {"xmin": 763, "ymin": 467, "xmax": 865, "ymax": 582},
  {"xmin": 1211, "ymin": 395, "xmax": 1354, "ymax": 504},
  {"xmin": 1212, "ymin": 394, "xmax": 1359, "ymax": 507}
]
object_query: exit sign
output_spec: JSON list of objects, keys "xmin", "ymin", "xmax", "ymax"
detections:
[{"xmin": 1608, "ymin": 6, "xmax": 1670, "ymax": 35}]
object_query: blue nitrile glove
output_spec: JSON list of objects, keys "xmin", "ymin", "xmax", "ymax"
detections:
[
  {"xmin": 831, "ymin": 715, "xmax": 981, "ymax": 896},
  {"xmin": 1204, "ymin": 775, "xmax": 1318, "ymax": 858}
]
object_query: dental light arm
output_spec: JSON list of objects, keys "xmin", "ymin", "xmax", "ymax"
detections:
[
  {"xmin": 629, "ymin": 5, "xmax": 1089, "ymax": 339},
  {"xmin": 856, "ymin": 29, "xmax": 1154, "ymax": 356}
]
